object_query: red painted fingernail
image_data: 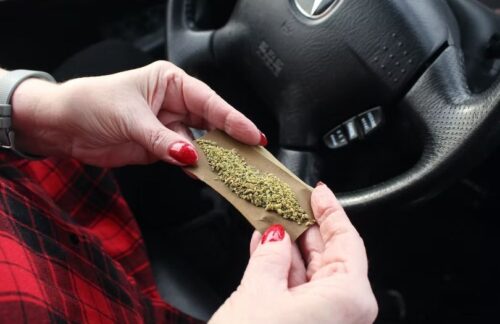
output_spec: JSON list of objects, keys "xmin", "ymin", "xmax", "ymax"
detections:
[
  {"xmin": 168, "ymin": 142, "xmax": 198, "ymax": 165},
  {"xmin": 316, "ymin": 181, "xmax": 325, "ymax": 187},
  {"xmin": 259, "ymin": 132, "xmax": 268, "ymax": 146},
  {"xmin": 261, "ymin": 224, "xmax": 285, "ymax": 244}
]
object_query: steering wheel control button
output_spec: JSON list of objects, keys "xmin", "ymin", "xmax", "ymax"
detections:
[
  {"xmin": 324, "ymin": 107, "xmax": 384, "ymax": 149},
  {"xmin": 345, "ymin": 119, "xmax": 359, "ymax": 141},
  {"xmin": 358, "ymin": 107, "xmax": 383, "ymax": 136},
  {"xmin": 325, "ymin": 126, "xmax": 348, "ymax": 149}
]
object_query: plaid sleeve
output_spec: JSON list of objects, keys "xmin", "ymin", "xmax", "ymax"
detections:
[{"xmin": 0, "ymin": 151, "xmax": 203, "ymax": 323}]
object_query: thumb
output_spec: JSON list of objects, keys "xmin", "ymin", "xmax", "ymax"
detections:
[
  {"xmin": 241, "ymin": 225, "xmax": 292, "ymax": 291},
  {"xmin": 131, "ymin": 113, "xmax": 198, "ymax": 166}
]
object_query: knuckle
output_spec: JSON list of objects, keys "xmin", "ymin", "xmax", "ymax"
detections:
[
  {"xmin": 150, "ymin": 60, "xmax": 175, "ymax": 71},
  {"xmin": 250, "ymin": 249, "xmax": 287, "ymax": 268},
  {"xmin": 147, "ymin": 129, "xmax": 166, "ymax": 154},
  {"xmin": 320, "ymin": 217, "xmax": 352, "ymax": 242},
  {"xmin": 315, "ymin": 205, "xmax": 338, "ymax": 222},
  {"xmin": 202, "ymin": 90, "xmax": 218, "ymax": 119},
  {"xmin": 325, "ymin": 261, "xmax": 348, "ymax": 274},
  {"xmin": 150, "ymin": 61, "xmax": 184, "ymax": 83},
  {"xmin": 223, "ymin": 111, "xmax": 236, "ymax": 133},
  {"xmin": 252, "ymin": 248, "xmax": 283, "ymax": 262},
  {"xmin": 226, "ymin": 112, "xmax": 251, "ymax": 136}
]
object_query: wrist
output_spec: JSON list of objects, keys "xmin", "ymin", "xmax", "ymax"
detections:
[{"xmin": 10, "ymin": 78, "xmax": 65, "ymax": 156}]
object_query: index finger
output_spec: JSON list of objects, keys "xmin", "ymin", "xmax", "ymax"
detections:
[
  {"xmin": 310, "ymin": 184, "xmax": 368, "ymax": 278},
  {"xmin": 180, "ymin": 71, "xmax": 263, "ymax": 145}
]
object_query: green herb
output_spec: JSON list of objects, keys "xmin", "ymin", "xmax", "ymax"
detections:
[{"xmin": 197, "ymin": 139, "xmax": 314, "ymax": 226}]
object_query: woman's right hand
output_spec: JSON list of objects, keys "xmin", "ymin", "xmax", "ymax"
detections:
[{"xmin": 210, "ymin": 183, "xmax": 378, "ymax": 324}]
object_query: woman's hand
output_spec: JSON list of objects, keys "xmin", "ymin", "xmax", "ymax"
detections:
[
  {"xmin": 10, "ymin": 61, "xmax": 265, "ymax": 166},
  {"xmin": 210, "ymin": 183, "xmax": 378, "ymax": 324}
]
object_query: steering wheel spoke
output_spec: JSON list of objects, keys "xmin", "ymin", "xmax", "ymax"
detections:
[
  {"xmin": 338, "ymin": 46, "xmax": 500, "ymax": 211},
  {"xmin": 166, "ymin": 0, "xmax": 217, "ymax": 70}
]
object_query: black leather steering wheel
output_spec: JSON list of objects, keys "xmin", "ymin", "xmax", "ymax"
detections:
[{"xmin": 166, "ymin": 0, "xmax": 500, "ymax": 212}]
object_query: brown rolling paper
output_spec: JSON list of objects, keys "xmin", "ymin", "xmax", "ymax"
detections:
[{"xmin": 186, "ymin": 130, "xmax": 314, "ymax": 241}]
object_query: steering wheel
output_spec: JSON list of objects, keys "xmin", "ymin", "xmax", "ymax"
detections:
[{"xmin": 166, "ymin": 0, "xmax": 500, "ymax": 213}]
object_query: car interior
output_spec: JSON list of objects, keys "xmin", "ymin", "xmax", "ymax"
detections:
[{"xmin": 1, "ymin": 0, "xmax": 498, "ymax": 323}]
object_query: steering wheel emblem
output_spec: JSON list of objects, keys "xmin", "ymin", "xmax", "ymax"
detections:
[{"xmin": 294, "ymin": 0, "xmax": 337, "ymax": 18}]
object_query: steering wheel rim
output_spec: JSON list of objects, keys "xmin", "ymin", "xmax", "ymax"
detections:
[
  {"xmin": 167, "ymin": 0, "xmax": 500, "ymax": 212},
  {"xmin": 166, "ymin": 0, "xmax": 216, "ymax": 70},
  {"xmin": 340, "ymin": 46, "xmax": 500, "ymax": 211}
]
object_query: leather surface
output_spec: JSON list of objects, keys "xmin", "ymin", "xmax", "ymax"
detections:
[
  {"xmin": 212, "ymin": 0, "xmax": 453, "ymax": 147},
  {"xmin": 166, "ymin": 0, "xmax": 215, "ymax": 71},
  {"xmin": 168, "ymin": 0, "xmax": 500, "ymax": 211},
  {"xmin": 169, "ymin": 0, "xmax": 455, "ymax": 146},
  {"xmin": 339, "ymin": 46, "xmax": 500, "ymax": 211},
  {"xmin": 448, "ymin": 0, "xmax": 500, "ymax": 91}
]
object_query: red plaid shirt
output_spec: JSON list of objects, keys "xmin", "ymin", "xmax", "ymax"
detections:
[{"xmin": 0, "ymin": 151, "xmax": 201, "ymax": 323}]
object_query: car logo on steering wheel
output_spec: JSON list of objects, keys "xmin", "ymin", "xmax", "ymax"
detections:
[{"xmin": 294, "ymin": 0, "xmax": 338, "ymax": 18}]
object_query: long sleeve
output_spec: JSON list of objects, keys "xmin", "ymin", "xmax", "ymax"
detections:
[{"xmin": 0, "ymin": 151, "xmax": 202, "ymax": 323}]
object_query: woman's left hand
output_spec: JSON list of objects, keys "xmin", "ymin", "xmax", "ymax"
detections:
[
  {"xmin": 11, "ymin": 61, "xmax": 265, "ymax": 166},
  {"xmin": 210, "ymin": 183, "xmax": 378, "ymax": 324}
]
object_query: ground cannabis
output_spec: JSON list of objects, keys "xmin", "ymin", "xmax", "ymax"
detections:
[{"xmin": 197, "ymin": 139, "xmax": 314, "ymax": 226}]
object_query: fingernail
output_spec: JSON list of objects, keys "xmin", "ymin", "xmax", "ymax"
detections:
[
  {"xmin": 259, "ymin": 132, "xmax": 268, "ymax": 146},
  {"xmin": 168, "ymin": 142, "xmax": 198, "ymax": 165},
  {"xmin": 261, "ymin": 224, "xmax": 285, "ymax": 244},
  {"xmin": 316, "ymin": 181, "xmax": 325, "ymax": 187}
]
